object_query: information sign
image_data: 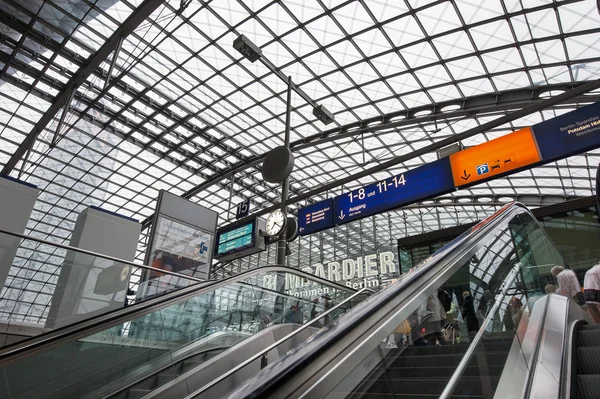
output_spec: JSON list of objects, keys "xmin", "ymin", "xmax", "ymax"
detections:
[
  {"xmin": 334, "ymin": 158, "xmax": 455, "ymax": 225},
  {"xmin": 533, "ymin": 101, "xmax": 600, "ymax": 162},
  {"xmin": 449, "ymin": 127, "xmax": 541, "ymax": 188},
  {"xmin": 298, "ymin": 199, "xmax": 334, "ymax": 236},
  {"xmin": 215, "ymin": 219, "xmax": 256, "ymax": 257},
  {"xmin": 236, "ymin": 199, "xmax": 250, "ymax": 219}
]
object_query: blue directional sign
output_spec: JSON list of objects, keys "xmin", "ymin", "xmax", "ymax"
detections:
[
  {"xmin": 334, "ymin": 158, "xmax": 455, "ymax": 225},
  {"xmin": 533, "ymin": 101, "xmax": 600, "ymax": 162},
  {"xmin": 333, "ymin": 180, "xmax": 389, "ymax": 224},
  {"xmin": 298, "ymin": 199, "xmax": 334, "ymax": 236}
]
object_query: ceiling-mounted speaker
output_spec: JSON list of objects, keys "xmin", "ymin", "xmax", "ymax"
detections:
[{"xmin": 261, "ymin": 146, "xmax": 294, "ymax": 183}]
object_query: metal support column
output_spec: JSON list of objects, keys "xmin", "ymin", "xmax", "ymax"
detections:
[{"xmin": 276, "ymin": 76, "xmax": 292, "ymax": 267}]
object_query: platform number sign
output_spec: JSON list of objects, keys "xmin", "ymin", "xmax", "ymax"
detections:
[{"xmin": 236, "ymin": 199, "xmax": 250, "ymax": 219}]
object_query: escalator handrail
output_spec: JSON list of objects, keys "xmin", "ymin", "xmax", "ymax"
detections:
[
  {"xmin": 0, "ymin": 265, "xmax": 362, "ymax": 365},
  {"xmin": 184, "ymin": 286, "xmax": 371, "ymax": 399},
  {"xmin": 224, "ymin": 202, "xmax": 535, "ymax": 399},
  {"xmin": 439, "ymin": 261, "xmax": 522, "ymax": 399}
]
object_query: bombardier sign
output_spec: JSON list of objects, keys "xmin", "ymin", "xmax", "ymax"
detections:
[{"xmin": 263, "ymin": 251, "xmax": 397, "ymax": 297}]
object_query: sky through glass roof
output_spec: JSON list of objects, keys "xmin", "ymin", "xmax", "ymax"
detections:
[{"xmin": 0, "ymin": 0, "xmax": 599, "ymax": 321}]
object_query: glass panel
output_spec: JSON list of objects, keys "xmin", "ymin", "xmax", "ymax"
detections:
[
  {"xmin": 0, "ymin": 268, "xmax": 361, "ymax": 399},
  {"xmin": 0, "ymin": 231, "xmax": 200, "ymax": 345},
  {"xmin": 323, "ymin": 208, "xmax": 560, "ymax": 399}
]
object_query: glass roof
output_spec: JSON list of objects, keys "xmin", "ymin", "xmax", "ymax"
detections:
[{"xmin": 0, "ymin": 0, "xmax": 599, "ymax": 318}]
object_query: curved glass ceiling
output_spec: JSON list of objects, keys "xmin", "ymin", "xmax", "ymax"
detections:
[{"xmin": 0, "ymin": 0, "xmax": 599, "ymax": 321}]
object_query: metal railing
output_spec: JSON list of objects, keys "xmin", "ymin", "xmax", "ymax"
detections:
[
  {"xmin": 439, "ymin": 261, "xmax": 523, "ymax": 399},
  {"xmin": 0, "ymin": 227, "xmax": 204, "ymax": 283},
  {"xmin": 184, "ymin": 286, "xmax": 370, "ymax": 399},
  {"xmin": 0, "ymin": 263, "xmax": 362, "ymax": 365}
]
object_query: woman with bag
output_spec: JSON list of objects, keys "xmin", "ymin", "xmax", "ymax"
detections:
[{"xmin": 394, "ymin": 319, "xmax": 412, "ymax": 347}]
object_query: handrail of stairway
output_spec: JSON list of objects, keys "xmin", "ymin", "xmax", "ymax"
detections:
[
  {"xmin": 184, "ymin": 286, "xmax": 371, "ymax": 399},
  {"xmin": 0, "ymin": 260, "xmax": 362, "ymax": 365},
  {"xmin": 439, "ymin": 261, "xmax": 523, "ymax": 399},
  {"xmin": 222, "ymin": 203, "xmax": 533, "ymax": 399}
]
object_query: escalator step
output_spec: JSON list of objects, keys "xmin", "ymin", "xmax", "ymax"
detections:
[
  {"xmin": 577, "ymin": 375, "xmax": 600, "ymax": 399},
  {"xmin": 580, "ymin": 324, "xmax": 600, "ymax": 331},
  {"xmin": 577, "ymin": 348, "xmax": 600, "ymax": 374},
  {"xmin": 578, "ymin": 330, "xmax": 600, "ymax": 347}
]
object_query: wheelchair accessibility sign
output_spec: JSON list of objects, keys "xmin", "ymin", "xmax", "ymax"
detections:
[{"xmin": 476, "ymin": 164, "xmax": 489, "ymax": 175}]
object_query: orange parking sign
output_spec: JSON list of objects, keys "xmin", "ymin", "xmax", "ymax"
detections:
[{"xmin": 449, "ymin": 127, "xmax": 541, "ymax": 188}]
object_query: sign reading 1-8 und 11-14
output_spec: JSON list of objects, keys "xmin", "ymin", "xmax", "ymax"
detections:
[{"xmin": 298, "ymin": 101, "xmax": 600, "ymax": 236}]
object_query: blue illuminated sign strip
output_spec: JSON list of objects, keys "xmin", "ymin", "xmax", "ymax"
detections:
[
  {"xmin": 333, "ymin": 158, "xmax": 454, "ymax": 225},
  {"xmin": 533, "ymin": 101, "xmax": 600, "ymax": 163},
  {"xmin": 298, "ymin": 198, "xmax": 334, "ymax": 236}
]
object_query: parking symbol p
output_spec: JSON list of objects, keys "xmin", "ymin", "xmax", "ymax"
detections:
[{"xmin": 476, "ymin": 164, "xmax": 489, "ymax": 175}]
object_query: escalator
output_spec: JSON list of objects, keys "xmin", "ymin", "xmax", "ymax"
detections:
[
  {"xmin": 0, "ymin": 266, "xmax": 367, "ymax": 399},
  {"xmin": 223, "ymin": 203, "xmax": 578, "ymax": 399},
  {"xmin": 572, "ymin": 324, "xmax": 600, "ymax": 398}
]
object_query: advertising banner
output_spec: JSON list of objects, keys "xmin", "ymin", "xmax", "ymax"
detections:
[{"xmin": 146, "ymin": 216, "xmax": 212, "ymax": 281}]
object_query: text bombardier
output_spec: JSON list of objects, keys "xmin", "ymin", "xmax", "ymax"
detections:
[{"xmin": 261, "ymin": 251, "xmax": 396, "ymax": 292}]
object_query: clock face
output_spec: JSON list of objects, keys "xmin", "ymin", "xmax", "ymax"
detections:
[{"xmin": 266, "ymin": 210, "xmax": 286, "ymax": 236}]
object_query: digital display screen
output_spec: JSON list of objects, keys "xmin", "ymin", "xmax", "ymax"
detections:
[
  {"xmin": 533, "ymin": 101, "xmax": 600, "ymax": 163},
  {"xmin": 298, "ymin": 199, "xmax": 334, "ymax": 236},
  {"xmin": 334, "ymin": 158, "xmax": 455, "ymax": 225},
  {"xmin": 215, "ymin": 220, "xmax": 256, "ymax": 257}
]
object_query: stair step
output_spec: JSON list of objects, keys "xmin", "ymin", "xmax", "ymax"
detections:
[
  {"xmin": 578, "ymin": 330, "xmax": 600, "ymax": 347},
  {"xmin": 384, "ymin": 365, "xmax": 505, "ymax": 379},
  {"xmin": 577, "ymin": 375, "xmax": 600, "ymax": 399},
  {"xmin": 360, "ymin": 376, "xmax": 498, "ymax": 396},
  {"xmin": 391, "ymin": 352, "xmax": 508, "ymax": 368},
  {"xmin": 580, "ymin": 324, "xmax": 600, "ymax": 331},
  {"xmin": 577, "ymin": 348, "xmax": 600, "ymax": 374}
]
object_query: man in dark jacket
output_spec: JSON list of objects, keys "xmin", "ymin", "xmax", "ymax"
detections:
[{"xmin": 461, "ymin": 291, "xmax": 480, "ymax": 338}]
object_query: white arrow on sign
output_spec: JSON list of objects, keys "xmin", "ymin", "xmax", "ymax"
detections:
[
  {"xmin": 299, "ymin": 227, "xmax": 304, "ymax": 232},
  {"xmin": 339, "ymin": 210, "xmax": 345, "ymax": 220}
]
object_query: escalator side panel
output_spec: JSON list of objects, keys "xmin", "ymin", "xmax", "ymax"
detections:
[
  {"xmin": 526, "ymin": 294, "xmax": 586, "ymax": 399},
  {"xmin": 493, "ymin": 296, "xmax": 548, "ymax": 399},
  {"xmin": 144, "ymin": 324, "xmax": 320, "ymax": 399}
]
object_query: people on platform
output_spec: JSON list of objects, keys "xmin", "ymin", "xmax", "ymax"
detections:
[
  {"xmin": 545, "ymin": 284, "xmax": 557, "ymax": 294},
  {"xmin": 425, "ymin": 293, "xmax": 448, "ymax": 345},
  {"xmin": 503, "ymin": 304, "xmax": 516, "ymax": 331},
  {"xmin": 285, "ymin": 303, "xmax": 303, "ymax": 324},
  {"xmin": 322, "ymin": 295, "xmax": 333, "ymax": 326},
  {"xmin": 461, "ymin": 291, "xmax": 480, "ymax": 337},
  {"xmin": 509, "ymin": 297, "xmax": 524, "ymax": 327},
  {"xmin": 259, "ymin": 312, "xmax": 272, "ymax": 330},
  {"xmin": 584, "ymin": 262, "xmax": 600, "ymax": 323},
  {"xmin": 551, "ymin": 265, "xmax": 586, "ymax": 307}
]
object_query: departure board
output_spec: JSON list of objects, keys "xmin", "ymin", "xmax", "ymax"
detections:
[{"xmin": 215, "ymin": 220, "xmax": 255, "ymax": 256}]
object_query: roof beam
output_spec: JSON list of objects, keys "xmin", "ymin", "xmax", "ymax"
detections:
[
  {"xmin": 228, "ymin": 78, "xmax": 600, "ymax": 226},
  {"xmin": 139, "ymin": 82, "xmax": 599, "ymax": 228},
  {"xmin": 1, "ymin": 0, "xmax": 166, "ymax": 175}
]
